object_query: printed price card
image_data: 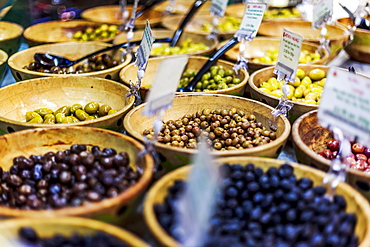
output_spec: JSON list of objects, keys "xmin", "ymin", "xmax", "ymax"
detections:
[
  {"xmin": 273, "ymin": 28, "xmax": 303, "ymax": 82},
  {"xmin": 143, "ymin": 56, "xmax": 189, "ymax": 117},
  {"xmin": 209, "ymin": 0, "xmax": 229, "ymax": 17},
  {"xmin": 318, "ymin": 67, "xmax": 370, "ymax": 146},
  {"xmin": 234, "ymin": 2, "xmax": 266, "ymax": 41},
  {"xmin": 312, "ymin": 0, "xmax": 333, "ymax": 29},
  {"xmin": 135, "ymin": 20, "xmax": 155, "ymax": 71}
]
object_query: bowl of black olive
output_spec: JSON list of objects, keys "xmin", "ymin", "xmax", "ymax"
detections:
[
  {"xmin": 144, "ymin": 156, "xmax": 370, "ymax": 247},
  {"xmin": 0, "ymin": 217, "xmax": 149, "ymax": 247},
  {"xmin": 7, "ymin": 42, "xmax": 132, "ymax": 82},
  {"xmin": 0, "ymin": 126, "xmax": 154, "ymax": 223}
]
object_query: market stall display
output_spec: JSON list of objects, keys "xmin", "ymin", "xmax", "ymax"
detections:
[
  {"xmin": 7, "ymin": 42, "xmax": 132, "ymax": 81},
  {"xmin": 0, "ymin": 76, "xmax": 134, "ymax": 134}
]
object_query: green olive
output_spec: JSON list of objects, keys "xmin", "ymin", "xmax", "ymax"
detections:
[
  {"xmin": 55, "ymin": 113, "xmax": 65, "ymax": 123},
  {"xmin": 75, "ymin": 109, "xmax": 90, "ymax": 121},
  {"xmin": 84, "ymin": 102, "xmax": 99, "ymax": 115},
  {"xmin": 43, "ymin": 114, "xmax": 56, "ymax": 124},
  {"xmin": 62, "ymin": 116, "xmax": 74, "ymax": 124},
  {"xmin": 54, "ymin": 106, "xmax": 71, "ymax": 116},
  {"xmin": 28, "ymin": 117, "xmax": 44, "ymax": 124},
  {"xmin": 70, "ymin": 104, "xmax": 83, "ymax": 114},
  {"xmin": 98, "ymin": 104, "xmax": 112, "ymax": 117},
  {"xmin": 34, "ymin": 108, "xmax": 53, "ymax": 117},
  {"xmin": 108, "ymin": 109, "xmax": 117, "ymax": 115},
  {"xmin": 26, "ymin": 111, "xmax": 42, "ymax": 122}
]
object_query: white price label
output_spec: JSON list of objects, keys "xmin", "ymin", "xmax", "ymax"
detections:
[
  {"xmin": 135, "ymin": 20, "xmax": 155, "ymax": 71},
  {"xmin": 234, "ymin": 2, "xmax": 266, "ymax": 41},
  {"xmin": 312, "ymin": 0, "xmax": 333, "ymax": 29},
  {"xmin": 318, "ymin": 67, "xmax": 370, "ymax": 146},
  {"xmin": 143, "ymin": 56, "xmax": 189, "ymax": 117},
  {"xmin": 209, "ymin": 0, "xmax": 229, "ymax": 17},
  {"xmin": 274, "ymin": 28, "xmax": 303, "ymax": 82}
]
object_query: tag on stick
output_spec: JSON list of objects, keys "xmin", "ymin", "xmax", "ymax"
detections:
[
  {"xmin": 234, "ymin": 2, "xmax": 266, "ymax": 41},
  {"xmin": 312, "ymin": 0, "xmax": 333, "ymax": 29},
  {"xmin": 135, "ymin": 20, "xmax": 155, "ymax": 71},
  {"xmin": 209, "ymin": 0, "xmax": 229, "ymax": 17}
]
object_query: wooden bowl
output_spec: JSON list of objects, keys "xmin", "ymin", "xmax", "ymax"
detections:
[
  {"xmin": 81, "ymin": 5, "xmax": 163, "ymax": 29},
  {"xmin": 0, "ymin": 21, "xmax": 23, "ymax": 56},
  {"xmin": 7, "ymin": 42, "xmax": 132, "ymax": 82},
  {"xmin": 161, "ymin": 14, "xmax": 240, "ymax": 40},
  {"xmin": 0, "ymin": 76, "xmax": 134, "ymax": 135},
  {"xmin": 113, "ymin": 29, "xmax": 218, "ymax": 57},
  {"xmin": 219, "ymin": 37, "xmax": 329, "ymax": 72},
  {"xmin": 143, "ymin": 156, "xmax": 370, "ymax": 247},
  {"xmin": 23, "ymin": 20, "xmax": 121, "ymax": 47},
  {"xmin": 337, "ymin": 17, "xmax": 370, "ymax": 64},
  {"xmin": 124, "ymin": 94, "xmax": 290, "ymax": 171},
  {"xmin": 248, "ymin": 64, "xmax": 329, "ymax": 123},
  {"xmin": 258, "ymin": 20, "xmax": 350, "ymax": 62},
  {"xmin": 292, "ymin": 110, "xmax": 370, "ymax": 200},
  {"xmin": 119, "ymin": 56, "xmax": 249, "ymax": 100},
  {"xmin": 0, "ymin": 217, "xmax": 149, "ymax": 247},
  {"xmin": 0, "ymin": 126, "xmax": 154, "ymax": 223},
  {"xmin": 153, "ymin": 0, "xmax": 212, "ymax": 15},
  {"xmin": 0, "ymin": 49, "xmax": 8, "ymax": 83}
]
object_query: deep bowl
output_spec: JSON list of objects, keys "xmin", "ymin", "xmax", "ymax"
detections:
[{"xmin": 0, "ymin": 21, "xmax": 23, "ymax": 56}]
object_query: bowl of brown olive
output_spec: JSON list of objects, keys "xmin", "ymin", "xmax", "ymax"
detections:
[
  {"xmin": 124, "ymin": 94, "xmax": 290, "ymax": 172},
  {"xmin": 0, "ymin": 126, "xmax": 154, "ymax": 223},
  {"xmin": 23, "ymin": 20, "xmax": 121, "ymax": 47},
  {"xmin": 0, "ymin": 217, "xmax": 149, "ymax": 247},
  {"xmin": 113, "ymin": 29, "xmax": 218, "ymax": 57},
  {"xmin": 0, "ymin": 76, "xmax": 134, "ymax": 135},
  {"xmin": 120, "ymin": 56, "xmax": 249, "ymax": 100},
  {"xmin": 292, "ymin": 110, "xmax": 370, "ymax": 201},
  {"xmin": 7, "ymin": 42, "xmax": 132, "ymax": 82},
  {"xmin": 219, "ymin": 37, "xmax": 329, "ymax": 73},
  {"xmin": 143, "ymin": 156, "xmax": 370, "ymax": 247}
]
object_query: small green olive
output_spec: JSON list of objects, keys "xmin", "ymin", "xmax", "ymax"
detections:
[{"xmin": 84, "ymin": 102, "xmax": 99, "ymax": 115}]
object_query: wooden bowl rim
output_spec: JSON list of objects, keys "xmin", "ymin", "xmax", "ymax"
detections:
[
  {"xmin": 0, "ymin": 76, "xmax": 135, "ymax": 127},
  {"xmin": 0, "ymin": 126, "xmax": 154, "ymax": 217},
  {"xmin": 337, "ymin": 17, "xmax": 370, "ymax": 35},
  {"xmin": 219, "ymin": 37, "xmax": 329, "ymax": 65},
  {"xmin": 292, "ymin": 109, "xmax": 370, "ymax": 179},
  {"xmin": 0, "ymin": 216, "xmax": 150, "ymax": 247},
  {"xmin": 258, "ymin": 20, "xmax": 350, "ymax": 41},
  {"xmin": 124, "ymin": 93, "xmax": 291, "ymax": 156},
  {"xmin": 0, "ymin": 49, "xmax": 8, "ymax": 64},
  {"xmin": 119, "ymin": 55, "xmax": 249, "ymax": 94},
  {"xmin": 23, "ymin": 20, "xmax": 120, "ymax": 44},
  {"xmin": 144, "ymin": 156, "xmax": 370, "ymax": 247},
  {"xmin": 7, "ymin": 42, "xmax": 132, "ymax": 77},
  {"xmin": 0, "ymin": 21, "xmax": 24, "ymax": 41}
]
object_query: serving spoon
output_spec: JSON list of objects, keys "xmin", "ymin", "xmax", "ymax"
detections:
[{"xmin": 33, "ymin": 38, "xmax": 172, "ymax": 68}]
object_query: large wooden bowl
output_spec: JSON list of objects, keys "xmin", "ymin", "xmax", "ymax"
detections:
[
  {"xmin": 0, "ymin": 127, "xmax": 154, "ymax": 223},
  {"xmin": 124, "ymin": 94, "xmax": 290, "ymax": 172},
  {"xmin": 337, "ymin": 17, "xmax": 370, "ymax": 64},
  {"xmin": 258, "ymin": 20, "xmax": 350, "ymax": 62},
  {"xmin": 0, "ymin": 49, "xmax": 8, "ymax": 83},
  {"xmin": 0, "ymin": 217, "xmax": 149, "ymax": 247},
  {"xmin": 7, "ymin": 42, "xmax": 132, "ymax": 82},
  {"xmin": 153, "ymin": 0, "xmax": 212, "ymax": 15},
  {"xmin": 161, "ymin": 14, "xmax": 240, "ymax": 40},
  {"xmin": 23, "ymin": 20, "xmax": 121, "ymax": 47},
  {"xmin": 119, "ymin": 56, "xmax": 249, "ymax": 100},
  {"xmin": 0, "ymin": 21, "xmax": 23, "ymax": 56},
  {"xmin": 0, "ymin": 76, "xmax": 134, "ymax": 135},
  {"xmin": 144, "ymin": 156, "xmax": 370, "ymax": 247},
  {"xmin": 113, "ymin": 29, "xmax": 218, "ymax": 57},
  {"xmin": 219, "ymin": 37, "xmax": 329, "ymax": 72},
  {"xmin": 81, "ymin": 5, "xmax": 163, "ymax": 29},
  {"xmin": 292, "ymin": 110, "xmax": 370, "ymax": 201}
]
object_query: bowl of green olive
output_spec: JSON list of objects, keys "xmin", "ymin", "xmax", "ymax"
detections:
[
  {"xmin": 23, "ymin": 20, "xmax": 121, "ymax": 47},
  {"xmin": 119, "ymin": 56, "xmax": 249, "ymax": 100},
  {"xmin": 113, "ymin": 29, "xmax": 218, "ymax": 57},
  {"xmin": 220, "ymin": 37, "xmax": 329, "ymax": 73},
  {"xmin": 0, "ymin": 76, "xmax": 135, "ymax": 135},
  {"xmin": 124, "ymin": 94, "xmax": 291, "ymax": 172},
  {"xmin": 161, "ymin": 14, "xmax": 241, "ymax": 40},
  {"xmin": 7, "ymin": 42, "xmax": 132, "ymax": 82}
]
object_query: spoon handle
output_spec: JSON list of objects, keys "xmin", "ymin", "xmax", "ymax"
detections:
[
  {"xmin": 177, "ymin": 37, "xmax": 239, "ymax": 92},
  {"xmin": 72, "ymin": 38, "xmax": 172, "ymax": 65},
  {"xmin": 135, "ymin": 0, "xmax": 166, "ymax": 18},
  {"xmin": 170, "ymin": 0, "xmax": 207, "ymax": 47},
  {"xmin": 339, "ymin": 3, "xmax": 355, "ymax": 21}
]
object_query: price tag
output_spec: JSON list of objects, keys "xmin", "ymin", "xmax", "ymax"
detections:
[
  {"xmin": 135, "ymin": 20, "xmax": 155, "ymax": 71},
  {"xmin": 177, "ymin": 139, "xmax": 220, "ymax": 246},
  {"xmin": 209, "ymin": 0, "xmax": 229, "ymax": 17},
  {"xmin": 234, "ymin": 2, "xmax": 266, "ymax": 41},
  {"xmin": 143, "ymin": 56, "xmax": 189, "ymax": 117},
  {"xmin": 273, "ymin": 28, "xmax": 303, "ymax": 82},
  {"xmin": 318, "ymin": 67, "xmax": 370, "ymax": 146},
  {"xmin": 312, "ymin": 0, "xmax": 333, "ymax": 29}
]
